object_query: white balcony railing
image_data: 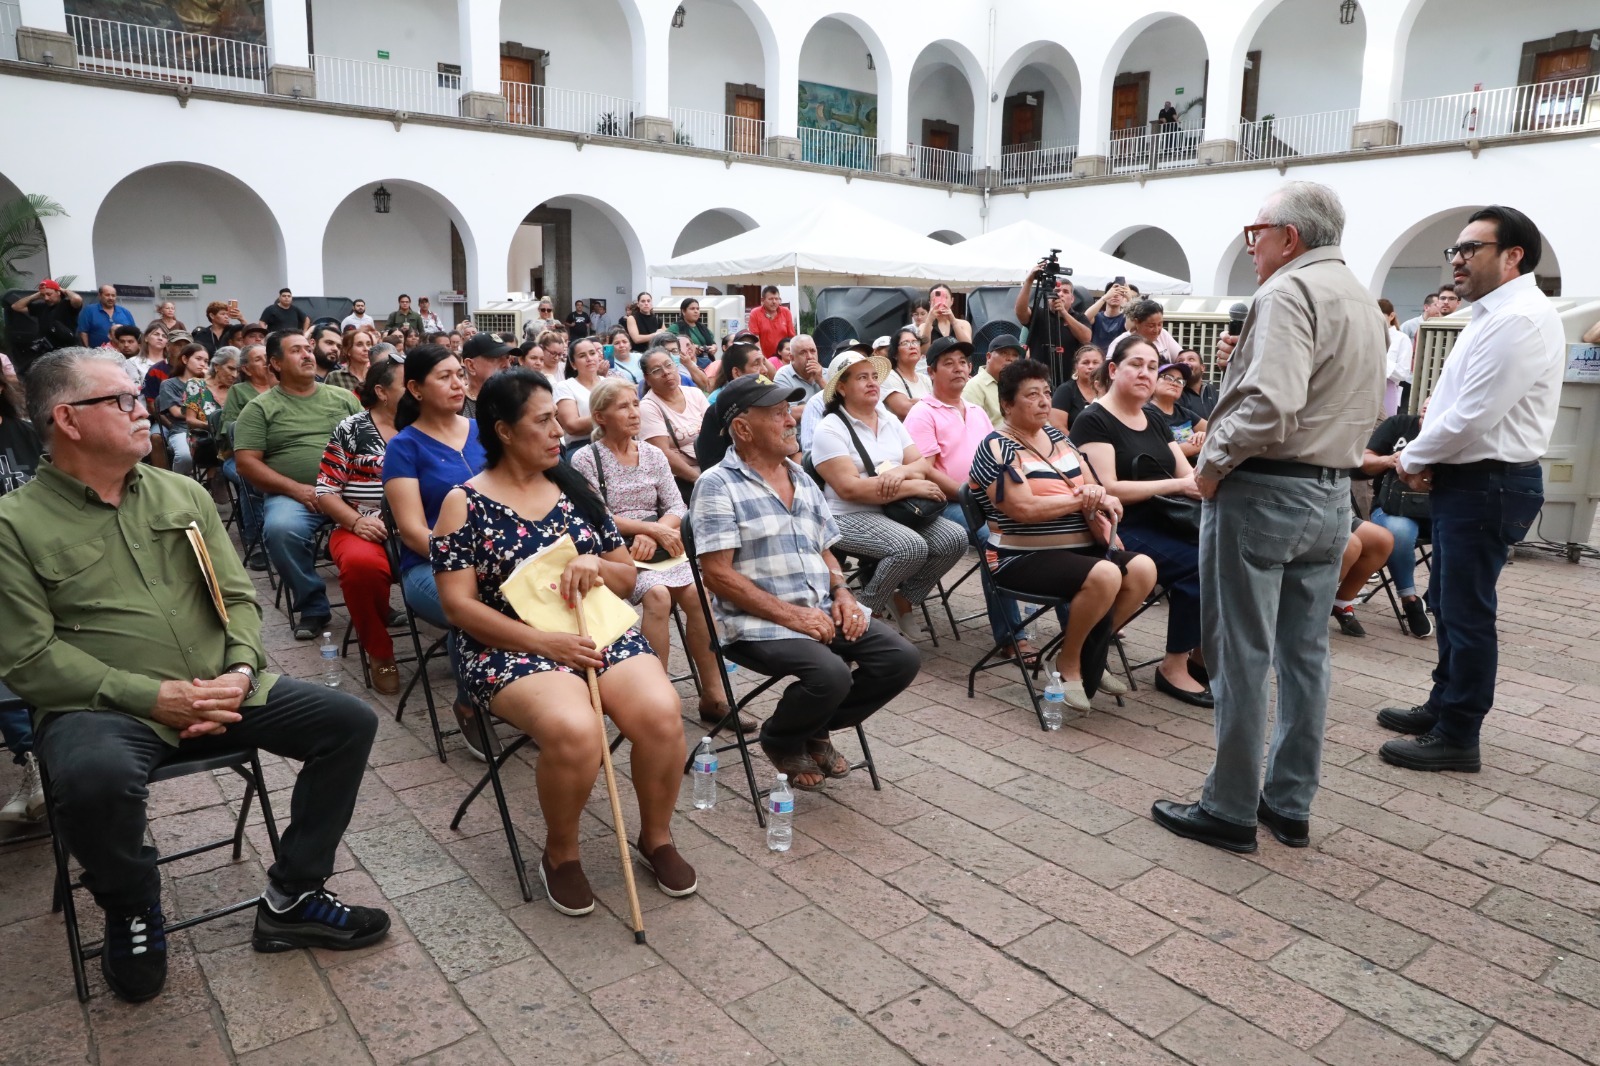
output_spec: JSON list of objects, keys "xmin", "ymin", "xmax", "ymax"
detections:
[
  {"xmin": 1110, "ymin": 114, "xmax": 1204, "ymax": 173},
  {"xmin": 909, "ymin": 144, "xmax": 979, "ymax": 186},
  {"xmin": 1236, "ymin": 108, "xmax": 1359, "ymax": 161},
  {"xmin": 0, "ymin": 3, "xmax": 20, "ymax": 63},
  {"xmin": 312, "ymin": 54, "xmax": 462, "ymax": 118},
  {"xmin": 501, "ymin": 81, "xmax": 641, "ymax": 137},
  {"xmin": 998, "ymin": 141, "xmax": 1079, "ymax": 185},
  {"xmin": 798, "ymin": 127, "xmax": 878, "ymax": 171},
  {"xmin": 1397, "ymin": 76, "xmax": 1600, "ymax": 147},
  {"xmin": 667, "ymin": 106, "xmax": 767, "ymax": 155},
  {"xmin": 66, "ymin": 13, "xmax": 267, "ymax": 93}
]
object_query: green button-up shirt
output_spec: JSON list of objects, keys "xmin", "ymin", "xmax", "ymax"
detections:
[{"xmin": 0, "ymin": 461, "xmax": 275, "ymax": 745}]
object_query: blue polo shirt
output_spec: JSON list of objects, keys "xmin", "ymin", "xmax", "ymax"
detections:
[{"xmin": 76, "ymin": 303, "xmax": 136, "ymax": 348}]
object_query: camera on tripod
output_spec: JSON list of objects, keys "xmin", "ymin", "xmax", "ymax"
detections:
[
  {"xmin": 1025, "ymin": 249, "xmax": 1075, "ymax": 377},
  {"xmin": 1037, "ymin": 248, "xmax": 1073, "ymax": 284}
]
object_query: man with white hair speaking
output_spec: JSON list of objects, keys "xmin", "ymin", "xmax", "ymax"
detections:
[{"xmin": 1152, "ymin": 182, "xmax": 1386, "ymax": 854}]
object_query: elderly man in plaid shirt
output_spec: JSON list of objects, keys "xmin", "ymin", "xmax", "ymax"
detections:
[{"xmin": 691, "ymin": 375, "xmax": 922, "ymax": 791}]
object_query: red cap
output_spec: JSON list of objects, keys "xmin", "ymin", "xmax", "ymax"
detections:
[{"xmin": 38, "ymin": 279, "xmax": 61, "ymax": 291}]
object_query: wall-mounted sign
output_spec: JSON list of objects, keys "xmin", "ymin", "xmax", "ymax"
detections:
[
  {"xmin": 436, "ymin": 291, "xmax": 467, "ymax": 304},
  {"xmin": 1565, "ymin": 343, "xmax": 1600, "ymax": 383},
  {"xmin": 158, "ymin": 283, "xmax": 199, "ymax": 300},
  {"xmin": 115, "ymin": 284, "xmax": 155, "ymax": 300},
  {"xmin": 377, "ymin": 50, "xmax": 390, "ymax": 60},
  {"xmin": 1175, "ymin": 87, "xmax": 1185, "ymax": 95},
  {"xmin": 202, "ymin": 274, "xmax": 217, "ymax": 284}
]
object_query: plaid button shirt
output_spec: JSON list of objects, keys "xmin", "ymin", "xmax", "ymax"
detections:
[{"xmin": 689, "ymin": 445, "xmax": 841, "ymax": 644}]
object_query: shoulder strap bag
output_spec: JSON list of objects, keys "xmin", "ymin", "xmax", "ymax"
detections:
[{"xmin": 833, "ymin": 413, "xmax": 943, "ymax": 530}]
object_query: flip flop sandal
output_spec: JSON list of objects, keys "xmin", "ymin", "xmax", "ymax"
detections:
[
  {"xmin": 806, "ymin": 738, "xmax": 852, "ymax": 779},
  {"xmin": 759, "ymin": 741, "xmax": 827, "ymax": 791}
]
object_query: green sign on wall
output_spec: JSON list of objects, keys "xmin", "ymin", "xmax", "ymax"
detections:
[
  {"xmin": 377, "ymin": 50, "xmax": 390, "ymax": 60},
  {"xmin": 202, "ymin": 274, "xmax": 217, "ymax": 284}
]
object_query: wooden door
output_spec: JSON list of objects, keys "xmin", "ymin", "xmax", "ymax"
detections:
[
  {"xmin": 1002, "ymin": 92, "xmax": 1043, "ymax": 149},
  {"xmin": 1241, "ymin": 50, "xmax": 1262, "ymax": 122},
  {"xmin": 731, "ymin": 94, "xmax": 765, "ymax": 153},
  {"xmin": 1111, "ymin": 82, "xmax": 1142, "ymax": 132},
  {"xmin": 1531, "ymin": 46, "xmax": 1591, "ymax": 127},
  {"xmin": 502, "ymin": 55, "xmax": 535, "ymax": 125},
  {"xmin": 925, "ymin": 127, "xmax": 953, "ymax": 151}
]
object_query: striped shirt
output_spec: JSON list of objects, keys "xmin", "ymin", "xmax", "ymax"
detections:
[
  {"xmin": 689, "ymin": 445, "xmax": 841, "ymax": 645},
  {"xmin": 968, "ymin": 426, "xmax": 1092, "ymax": 555},
  {"xmin": 315, "ymin": 410, "xmax": 387, "ymax": 515}
]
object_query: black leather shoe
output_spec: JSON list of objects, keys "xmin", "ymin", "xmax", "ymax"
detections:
[
  {"xmin": 1151, "ymin": 800, "xmax": 1257, "ymax": 854},
  {"xmin": 1256, "ymin": 797, "xmax": 1309, "ymax": 848},
  {"xmin": 1377, "ymin": 705, "xmax": 1437, "ymax": 735},
  {"xmin": 1379, "ymin": 732, "xmax": 1481, "ymax": 773},
  {"xmin": 1154, "ymin": 670, "xmax": 1214, "ymax": 708}
]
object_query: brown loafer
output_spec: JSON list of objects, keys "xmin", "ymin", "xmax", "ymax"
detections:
[
  {"xmin": 539, "ymin": 853, "xmax": 594, "ymax": 916},
  {"xmin": 635, "ymin": 838, "xmax": 698, "ymax": 898},
  {"xmin": 370, "ymin": 658, "xmax": 400, "ymax": 696},
  {"xmin": 698, "ymin": 702, "xmax": 757, "ymax": 735}
]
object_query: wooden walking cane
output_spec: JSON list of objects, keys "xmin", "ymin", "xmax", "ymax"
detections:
[{"xmin": 573, "ymin": 590, "xmax": 648, "ymax": 944}]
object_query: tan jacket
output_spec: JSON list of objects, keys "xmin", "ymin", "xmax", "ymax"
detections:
[{"xmin": 1197, "ymin": 245, "xmax": 1385, "ymax": 479}]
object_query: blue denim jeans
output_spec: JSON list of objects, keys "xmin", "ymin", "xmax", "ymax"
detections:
[
  {"xmin": 1118, "ymin": 521, "xmax": 1201, "ymax": 654},
  {"xmin": 1423, "ymin": 462, "xmax": 1542, "ymax": 746},
  {"xmin": 942, "ymin": 500, "xmax": 1023, "ymax": 644},
  {"xmin": 402, "ymin": 562, "xmax": 468, "ymax": 707},
  {"xmin": 263, "ymin": 493, "xmax": 333, "ymax": 621},
  {"xmin": 1200, "ymin": 470, "xmax": 1348, "ymax": 826},
  {"xmin": 1369, "ymin": 507, "xmax": 1424, "ymax": 596},
  {"xmin": 222, "ymin": 457, "xmax": 264, "ymax": 551}
]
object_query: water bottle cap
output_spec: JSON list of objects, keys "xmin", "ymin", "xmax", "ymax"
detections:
[{"xmin": 776, "ymin": 773, "xmax": 787, "ymax": 783}]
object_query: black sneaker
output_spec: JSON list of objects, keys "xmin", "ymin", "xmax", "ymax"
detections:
[
  {"xmin": 246, "ymin": 549, "xmax": 271, "ymax": 572},
  {"xmin": 102, "ymin": 905, "xmax": 168, "ymax": 1002},
  {"xmin": 1379, "ymin": 732, "xmax": 1481, "ymax": 773},
  {"xmin": 1377, "ymin": 705, "xmax": 1437, "ymax": 735},
  {"xmin": 253, "ymin": 886, "xmax": 391, "ymax": 953},
  {"xmin": 293, "ymin": 614, "xmax": 332, "ymax": 642},
  {"xmin": 1331, "ymin": 605, "xmax": 1366, "ymax": 637},
  {"xmin": 1401, "ymin": 597, "xmax": 1433, "ymax": 638}
]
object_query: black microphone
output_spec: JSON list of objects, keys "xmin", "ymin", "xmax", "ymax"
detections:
[{"xmin": 1227, "ymin": 302, "xmax": 1248, "ymax": 336}]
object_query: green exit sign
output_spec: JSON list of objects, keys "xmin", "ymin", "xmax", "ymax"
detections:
[
  {"xmin": 1175, "ymin": 87, "xmax": 1185, "ymax": 95},
  {"xmin": 377, "ymin": 50, "xmax": 390, "ymax": 60},
  {"xmin": 201, "ymin": 274, "xmax": 217, "ymax": 284}
]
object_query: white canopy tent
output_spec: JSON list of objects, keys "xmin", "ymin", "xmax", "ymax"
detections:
[
  {"xmin": 649, "ymin": 199, "xmax": 1018, "ymax": 289},
  {"xmin": 954, "ymin": 220, "xmax": 1192, "ymax": 294}
]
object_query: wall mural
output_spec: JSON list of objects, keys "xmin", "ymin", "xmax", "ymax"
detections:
[
  {"xmin": 798, "ymin": 80, "xmax": 878, "ymax": 169},
  {"xmin": 65, "ymin": 1, "xmax": 266, "ymax": 44}
]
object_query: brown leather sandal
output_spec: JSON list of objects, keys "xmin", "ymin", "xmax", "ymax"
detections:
[
  {"xmin": 759, "ymin": 741, "xmax": 826, "ymax": 791},
  {"xmin": 806, "ymin": 738, "xmax": 851, "ymax": 779}
]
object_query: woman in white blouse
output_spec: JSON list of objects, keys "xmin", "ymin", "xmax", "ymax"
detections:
[
  {"xmin": 553, "ymin": 336, "xmax": 604, "ymax": 455},
  {"xmin": 1378, "ymin": 298, "xmax": 1413, "ymax": 416},
  {"xmin": 875, "ymin": 327, "xmax": 933, "ymax": 421}
]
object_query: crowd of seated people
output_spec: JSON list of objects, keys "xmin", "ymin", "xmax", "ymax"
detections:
[{"xmin": 0, "ymin": 274, "xmax": 1429, "ymax": 1007}]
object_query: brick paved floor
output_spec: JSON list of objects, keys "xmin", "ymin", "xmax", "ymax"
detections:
[{"xmin": 4, "ymin": 534, "xmax": 1600, "ymax": 1065}]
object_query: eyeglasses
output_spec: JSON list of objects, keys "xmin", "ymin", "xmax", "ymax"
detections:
[
  {"xmin": 644, "ymin": 365, "xmax": 675, "ymax": 378},
  {"xmin": 1158, "ymin": 374, "xmax": 1184, "ymax": 384},
  {"xmin": 63, "ymin": 392, "xmax": 140, "ymax": 415},
  {"xmin": 1243, "ymin": 223, "xmax": 1285, "ymax": 250},
  {"xmin": 1444, "ymin": 241, "xmax": 1499, "ymax": 262}
]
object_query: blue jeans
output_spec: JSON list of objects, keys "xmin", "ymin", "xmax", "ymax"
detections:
[
  {"xmin": 1200, "ymin": 470, "xmax": 1348, "ymax": 826},
  {"xmin": 1370, "ymin": 507, "xmax": 1424, "ymax": 596},
  {"xmin": 1118, "ymin": 521, "xmax": 1201, "ymax": 654},
  {"xmin": 942, "ymin": 501, "xmax": 1023, "ymax": 644},
  {"xmin": 0, "ymin": 706, "xmax": 31, "ymax": 762},
  {"xmin": 402, "ymin": 562, "xmax": 468, "ymax": 707},
  {"xmin": 263, "ymin": 493, "xmax": 333, "ymax": 621},
  {"xmin": 222, "ymin": 458, "xmax": 264, "ymax": 551},
  {"xmin": 1423, "ymin": 463, "xmax": 1542, "ymax": 746}
]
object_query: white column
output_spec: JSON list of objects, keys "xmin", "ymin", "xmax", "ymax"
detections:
[
  {"xmin": 1197, "ymin": 25, "xmax": 1245, "ymax": 164},
  {"xmin": 458, "ymin": 0, "xmax": 506, "ymax": 119},
  {"xmin": 38, "ymin": 212, "xmax": 95, "ymax": 289},
  {"xmin": 278, "ymin": 225, "xmax": 323, "ymax": 298},
  {"xmin": 1353, "ymin": 5, "xmax": 1405, "ymax": 145},
  {"xmin": 261, "ymin": 0, "xmax": 314, "ymax": 96},
  {"xmin": 1072, "ymin": 74, "xmax": 1110, "ymax": 175},
  {"xmin": 877, "ymin": 53, "xmax": 912, "ymax": 175},
  {"xmin": 630, "ymin": 6, "xmax": 674, "ymax": 143},
  {"xmin": 767, "ymin": 37, "xmax": 801, "ymax": 159},
  {"xmin": 18, "ymin": 0, "xmax": 66, "ymax": 32}
]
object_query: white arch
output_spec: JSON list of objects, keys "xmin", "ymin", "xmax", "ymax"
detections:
[
  {"xmin": 672, "ymin": 207, "xmax": 760, "ymax": 257},
  {"xmin": 990, "ymin": 40, "xmax": 1083, "ymax": 159},
  {"xmin": 928, "ymin": 229, "xmax": 966, "ymax": 245},
  {"xmin": 1368, "ymin": 205, "xmax": 1485, "ymax": 293},
  {"xmin": 511, "ymin": 191, "xmax": 649, "ymax": 302},
  {"xmin": 1101, "ymin": 224, "xmax": 1191, "ymax": 283},
  {"xmin": 907, "ymin": 38, "xmax": 988, "ymax": 159},
  {"xmin": 795, "ymin": 12, "xmax": 898, "ymax": 150},
  {"xmin": 1090, "ymin": 12, "xmax": 1209, "ymax": 153},
  {"xmin": 322, "ymin": 178, "xmax": 476, "ymax": 312}
]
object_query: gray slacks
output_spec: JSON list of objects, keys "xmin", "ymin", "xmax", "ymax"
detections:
[{"xmin": 1199, "ymin": 470, "xmax": 1348, "ymax": 826}]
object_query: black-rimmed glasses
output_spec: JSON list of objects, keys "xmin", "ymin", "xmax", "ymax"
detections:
[
  {"xmin": 64, "ymin": 392, "xmax": 140, "ymax": 414},
  {"xmin": 1444, "ymin": 241, "xmax": 1499, "ymax": 262}
]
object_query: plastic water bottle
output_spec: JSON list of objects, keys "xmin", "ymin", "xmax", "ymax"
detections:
[
  {"xmin": 766, "ymin": 773, "xmax": 794, "ymax": 852},
  {"xmin": 692, "ymin": 736, "xmax": 718, "ymax": 810},
  {"xmin": 1041, "ymin": 672, "xmax": 1066, "ymax": 731},
  {"xmin": 320, "ymin": 631, "xmax": 341, "ymax": 688}
]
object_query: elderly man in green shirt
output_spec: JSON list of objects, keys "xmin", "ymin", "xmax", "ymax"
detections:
[{"xmin": 0, "ymin": 349, "xmax": 389, "ymax": 1003}]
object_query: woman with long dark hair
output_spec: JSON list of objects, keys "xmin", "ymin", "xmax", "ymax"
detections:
[
  {"xmin": 670, "ymin": 297, "xmax": 716, "ymax": 366},
  {"xmin": 1049, "ymin": 344, "xmax": 1105, "ymax": 432},
  {"xmin": 553, "ymin": 336, "xmax": 604, "ymax": 453},
  {"xmin": 432, "ymin": 369, "xmax": 696, "ymax": 916},
  {"xmin": 382, "ymin": 345, "xmax": 486, "ymax": 752},
  {"xmin": 156, "ymin": 342, "xmax": 208, "ymax": 474},
  {"xmin": 624, "ymin": 291, "xmax": 661, "ymax": 348}
]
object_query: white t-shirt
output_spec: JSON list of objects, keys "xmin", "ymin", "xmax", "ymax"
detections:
[
  {"xmin": 879, "ymin": 366, "xmax": 933, "ymax": 406},
  {"xmin": 809, "ymin": 405, "xmax": 914, "ymax": 515},
  {"xmin": 340, "ymin": 313, "xmax": 376, "ymax": 331},
  {"xmin": 554, "ymin": 376, "xmax": 596, "ymax": 445}
]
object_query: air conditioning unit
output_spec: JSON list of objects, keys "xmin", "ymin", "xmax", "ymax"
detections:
[
  {"xmin": 472, "ymin": 296, "xmax": 545, "ymax": 339},
  {"xmin": 648, "ymin": 294, "xmax": 746, "ymax": 346}
]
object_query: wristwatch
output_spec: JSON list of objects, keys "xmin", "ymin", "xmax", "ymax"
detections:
[{"xmin": 224, "ymin": 664, "xmax": 258, "ymax": 698}]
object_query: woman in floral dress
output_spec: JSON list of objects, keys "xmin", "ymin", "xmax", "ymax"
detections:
[
  {"xmin": 570, "ymin": 378, "xmax": 734, "ymax": 731},
  {"xmin": 431, "ymin": 368, "xmax": 697, "ymax": 917}
]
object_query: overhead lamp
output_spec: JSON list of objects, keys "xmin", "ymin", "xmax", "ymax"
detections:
[
  {"xmin": 1339, "ymin": 0, "xmax": 1358, "ymax": 25},
  {"xmin": 672, "ymin": 5, "xmax": 685, "ymax": 28},
  {"xmin": 372, "ymin": 184, "xmax": 391, "ymax": 214}
]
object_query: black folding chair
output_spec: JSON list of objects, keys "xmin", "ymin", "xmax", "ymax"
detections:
[
  {"xmin": 1362, "ymin": 528, "xmax": 1434, "ymax": 634},
  {"xmin": 40, "ymin": 747, "xmax": 280, "ymax": 1002},
  {"xmin": 681, "ymin": 514, "xmax": 880, "ymax": 827},
  {"xmin": 379, "ymin": 501, "xmax": 456, "ymax": 761}
]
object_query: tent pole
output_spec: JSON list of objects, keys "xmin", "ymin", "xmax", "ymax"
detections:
[{"xmin": 793, "ymin": 261, "xmax": 800, "ymax": 316}]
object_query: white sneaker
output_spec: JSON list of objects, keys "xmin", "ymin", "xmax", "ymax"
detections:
[
  {"xmin": 0, "ymin": 753, "xmax": 45, "ymax": 823},
  {"xmin": 1098, "ymin": 673, "xmax": 1129, "ymax": 696}
]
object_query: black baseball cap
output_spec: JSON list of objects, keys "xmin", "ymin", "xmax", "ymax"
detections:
[
  {"xmin": 715, "ymin": 374, "xmax": 805, "ymax": 430},
  {"xmin": 926, "ymin": 335, "xmax": 974, "ymax": 370},
  {"xmin": 986, "ymin": 332, "xmax": 1023, "ymax": 355},
  {"xmin": 463, "ymin": 333, "xmax": 513, "ymax": 360}
]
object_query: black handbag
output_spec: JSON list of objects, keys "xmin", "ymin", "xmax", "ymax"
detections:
[
  {"xmin": 1376, "ymin": 471, "xmax": 1431, "ymax": 520},
  {"xmin": 586, "ymin": 443, "xmax": 674, "ymax": 563},
  {"xmin": 1132, "ymin": 453, "xmax": 1201, "ymax": 536},
  {"xmin": 833, "ymin": 414, "xmax": 943, "ymax": 529}
]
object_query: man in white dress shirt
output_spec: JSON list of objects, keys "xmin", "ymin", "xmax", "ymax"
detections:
[{"xmin": 1376, "ymin": 206, "xmax": 1564, "ymax": 773}]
